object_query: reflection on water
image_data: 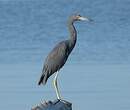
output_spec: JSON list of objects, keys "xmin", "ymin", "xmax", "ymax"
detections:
[
  {"xmin": 0, "ymin": 64, "xmax": 130, "ymax": 110},
  {"xmin": 0, "ymin": 0, "xmax": 130, "ymax": 110}
]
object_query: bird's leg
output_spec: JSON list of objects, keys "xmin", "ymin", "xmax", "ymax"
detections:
[{"xmin": 53, "ymin": 71, "xmax": 61, "ymax": 100}]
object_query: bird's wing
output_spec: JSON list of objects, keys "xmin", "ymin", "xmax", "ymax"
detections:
[{"xmin": 43, "ymin": 41, "xmax": 69, "ymax": 76}]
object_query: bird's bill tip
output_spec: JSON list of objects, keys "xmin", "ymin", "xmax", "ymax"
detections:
[{"xmin": 79, "ymin": 16, "xmax": 93, "ymax": 22}]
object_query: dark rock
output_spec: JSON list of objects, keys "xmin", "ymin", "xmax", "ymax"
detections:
[{"xmin": 32, "ymin": 99, "xmax": 72, "ymax": 110}]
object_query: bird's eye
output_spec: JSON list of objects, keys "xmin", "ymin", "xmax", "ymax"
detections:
[{"xmin": 76, "ymin": 15, "xmax": 81, "ymax": 20}]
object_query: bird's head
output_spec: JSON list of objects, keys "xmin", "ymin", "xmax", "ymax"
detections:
[{"xmin": 70, "ymin": 14, "xmax": 93, "ymax": 22}]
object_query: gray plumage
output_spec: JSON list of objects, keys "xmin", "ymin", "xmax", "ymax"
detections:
[
  {"xmin": 38, "ymin": 40, "xmax": 72, "ymax": 85},
  {"xmin": 38, "ymin": 14, "xmax": 89, "ymax": 87}
]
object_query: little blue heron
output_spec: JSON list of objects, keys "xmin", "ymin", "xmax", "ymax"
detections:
[{"xmin": 38, "ymin": 14, "xmax": 91, "ymax": 99}]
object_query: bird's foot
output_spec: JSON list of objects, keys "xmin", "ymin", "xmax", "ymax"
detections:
[{"xmin": 57, "ymin": 95, "xmax": 64, "ymax": 101}]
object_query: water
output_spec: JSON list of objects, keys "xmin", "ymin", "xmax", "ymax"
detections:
[{"xmin": 0, "ymin": 0, "xmax": 130, "ymax": 110}]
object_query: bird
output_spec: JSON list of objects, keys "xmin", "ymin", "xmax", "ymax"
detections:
[{"xmin": 38, "ymin": 14, "xmax": 91, "ymax": 100}]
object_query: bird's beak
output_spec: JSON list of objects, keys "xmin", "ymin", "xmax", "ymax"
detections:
[{"xmin": 79, "ymin": 16, "xmax": 93, "ymax": 22}]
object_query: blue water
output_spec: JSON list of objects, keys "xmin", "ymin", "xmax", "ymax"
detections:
[{"xmin": 0, "ymin": 0, "xmax": 130, "ymax": 110}]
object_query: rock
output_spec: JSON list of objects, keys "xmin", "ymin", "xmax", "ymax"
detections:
[{"xmin": 32, "ymin": 99, "xmax": 72, "ymax": 110}]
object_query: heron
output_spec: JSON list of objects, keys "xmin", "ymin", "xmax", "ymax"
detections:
[{"xmin": 38, "ymin": 14, "xmax": 91, "ymax": 99}]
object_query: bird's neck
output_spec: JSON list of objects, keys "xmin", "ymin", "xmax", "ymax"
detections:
[{"xmin": 68, "ymin": 20, "xmax": 77, "ymax": 48}]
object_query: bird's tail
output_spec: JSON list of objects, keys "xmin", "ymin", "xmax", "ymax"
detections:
[{"xmin": 38, "ymin": 73, "xmax": 47, "ymax": 85}]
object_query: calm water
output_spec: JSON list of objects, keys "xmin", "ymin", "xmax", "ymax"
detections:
[{"xmin": 0, "ymin": 0, "xmax": 130, "ymax": 110}]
